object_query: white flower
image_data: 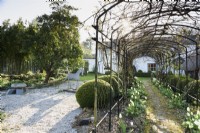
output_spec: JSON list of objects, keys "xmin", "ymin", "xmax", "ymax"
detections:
[
  {"xmin": 187, "ymin": 112, "xmax": 190, "ymax": 116},
  {"xmin": 130, "ymin": 121, "xmax": 133, "ymax": 126},
  {"xmin": 187, "ymin": 107, "xmax": 190, "ymax": 112},
  {"xmin": 194, "ymin": 120, "xmax": 200, "ymax": 129},
  {"xmin": 197, "ymin": 110, "xmax": 200, "ymax": 115},
  {"xmin": 119, "ymin": 113, "xmax": 122, "ymax": 119}
]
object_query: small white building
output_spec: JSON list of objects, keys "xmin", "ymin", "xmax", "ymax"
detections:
[
  {"xmin": 83, "ymin": 58, "xmax": 95, "ymax": 72},
  {"xmin": 133, "ymin": 56, "xmax": 157, "ymax": 72}
]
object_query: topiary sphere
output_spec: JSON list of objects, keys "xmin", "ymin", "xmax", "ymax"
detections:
[
  {"xmin": 112, "ymin": 75, "xmax": 123, "ymax": 86},
  {"xmin": 76, "ymin": 79, "xmax": 114, "ymax": 108},
  {"xmin": 98, "ymin": 75, "xmax": 120, "ymax": 98}
]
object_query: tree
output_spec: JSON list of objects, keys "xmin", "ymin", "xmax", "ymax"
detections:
[
  {"xmin": 33, "ymin": 2, "xmax": 83, "ymax": 83},
  {"xmin": 81, "ymin": 38, "xmax": 94, "ymax": 59},
  {"xmin": 0, "ymin": 19, "xmax": 32, "ymax": 74}
]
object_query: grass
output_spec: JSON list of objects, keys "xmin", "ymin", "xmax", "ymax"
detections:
[
  {"xmin": 137, "ymin": 77, "xmax": 150, "ymax": 81},
  {"xmin": 80, "ymin": 73, "xmax": 104, "ymax": 81}
]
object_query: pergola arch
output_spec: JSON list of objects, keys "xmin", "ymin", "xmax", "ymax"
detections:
[{"xmin": 91, "ymin": 1, "xmax": 200, "ymax": 131}]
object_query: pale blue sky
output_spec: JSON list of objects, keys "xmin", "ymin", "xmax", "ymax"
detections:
[{"xmin": 0, "ymin": 0, "xmax": 100, "ymax": 41}]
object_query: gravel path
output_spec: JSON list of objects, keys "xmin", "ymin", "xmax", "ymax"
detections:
[
  {"xmin": 0, "ymin": 81, "xmax": 83, "ymax": 133},
  {"xmin": 142, "ymin": 79, "xmax": 184, "ymax": 133}
]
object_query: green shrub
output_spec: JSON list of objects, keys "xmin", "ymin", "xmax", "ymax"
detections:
[
  {"xmin": 112, "ymin": 75, "xmax": 123, "ymax": 88},
  {"xmin": 34, "ymin": 71, "xmax": 45, "ymax": 81},
  {"xmin": 176, "ymin": 77, "xmax": 193, "ymax": 92},
  {"xmin": 76, "ymin": 79, "xmax": 114, "ymax": 108},
  {"xmin": 135, "ymin": 70, "xmax": 151, "ymax": 77},
  {"xmin": 169, "ymin": 75, "xmax": 179, "ymax": 87},
  {"xmin": 84, "ymin": 61, "xmax": 89, "ymax": 75},
  {"xmin": 98, "ymin": 75, "xmax": 120, "ymax": 98},
  {"xmin": 185, "ymin": 80, "xmax": 200, "ymax": 101}
]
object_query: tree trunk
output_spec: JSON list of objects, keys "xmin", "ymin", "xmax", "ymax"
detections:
[
  {"xmin": 44, "ymin": 70, "xmax": 50, "ymax": 84},
  {"xmin": 44, "ymin": 69, "xmax": 53, "ymax": 84}
]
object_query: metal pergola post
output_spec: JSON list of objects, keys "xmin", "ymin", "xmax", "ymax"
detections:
[
  {"xmin": 179, "ymin": 53, "xmax": 181, "ymax": 77},
  {"xmin": 93, "ymin": 1, "xmax": 124, "ymax": 132},
  {"xmin": 109, "ymin": 28, "xmax": 119, "ymax": 131},
  {"xmin": 117, "ymin": 40, "xmax": 120, "ymax": 117},
  {"xmin": 186, "ymin": 48, "xmax": 189, "ymax": 102},
  {"xmin": 195, "ymin": 45, "xmax": 199, "ymax": 107}
]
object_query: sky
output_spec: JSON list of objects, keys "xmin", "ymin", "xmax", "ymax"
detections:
[{"xmin": 0, "ymin": 0, "xmax": 100, "ymax": 42}]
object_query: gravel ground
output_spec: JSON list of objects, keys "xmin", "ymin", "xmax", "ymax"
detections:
[{"xmin": 0, "ymin": 81, "xmax": 83, "ymax": 133}]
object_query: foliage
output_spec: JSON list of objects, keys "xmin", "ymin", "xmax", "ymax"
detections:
[
  {"xmin": 0, "ymin": 19, "xmax": 33, "ymax": 74},
  {"xmin": 183, "ymin": 107, "xmax": 200, "ymax": 132},
  {"xmin": 0, "ymin": 2, "xmax": 83, "ymax": 84},
  {"xmin": 98, "ymin": 75, "xmax": 120, "ymax": 98},
  {"xmin": 0, "ymin": 111, "xmax": 6, "ymax": 122},
  {"xmin": 0, "ymin": 75, "xmax": 10, "ymax": 89},
  {"xmin": 83, "ymin": 61, "xmax": 89, "ymax": 75},
  {"xmin": 32, "ymin": 2, "xmax": 83, "ymax": 83},
  {"xmin": 112, "ymin": 74, "xmax": 123, "ymax": 90},
  {"xmin": 169, "ymin": 94, "xmax": 186, "ymax": 109},
  {"xmin": 125, "ymin": 98, "xmax": 146, "ymax": 117},
  {"xmin": 81, "ymin": 39, "xmax": 94, "ymax": 59},
  {"xmin": 152, "ymin": 78, "xmax": 186, "ymax": 109},
  {"xmin": 152, "ymin": 77, "xmax": 160, "ymax": 87},
  {"xmin": 168, "ymin": 75, "xmax": 179, "ymax": 87},
  {"xmin": 159, "ymin": 84, "xmax": 174, "ymax": 99},
  {"xmin": 125, "ymin": 80, "xmax": 147, "ymax": 117},
  {"xmin": 118, "ymin": 114, "xmax": 127, "ymax": 133},
  {"xmin": 176, "ymin": 76, "xmax": 193, "ymax": 91},
  {"xmin": 135, "ymin": 70, "xmax": 151, "ymax": 77},
  {"xmin": 184, "ymin": 80, "xmax": 200, "ymax": 102},
  {"xmin": 75, "ymin": 79, "xmax": 114, "ymax": 108}
]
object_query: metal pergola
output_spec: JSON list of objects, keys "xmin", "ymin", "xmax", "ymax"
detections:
[{"xmin": 91, "ymin": 0, "xmax": 200, "ymax": 132}]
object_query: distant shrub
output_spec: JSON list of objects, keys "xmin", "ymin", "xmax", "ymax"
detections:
[
  {"xmin": 105, "ymin": 71, "xmax": 111, "ymax": 75},
  {"xmin": 76, "ymin": 79, "xmax": 114, "ymax": 108},
  {"xmin": 84, "ymin": 61, "xmax": 89, "ymax": 75},
  {"xmin": 184, "ymin": 80, "xmax": 200, "ymax": 103},
  {"xmin": 169, "ymin": 75, "xmax": 179, "ymax": 87},
  {"xmin": 176, "ymin": 76, "xmax": 193, "ymax": 92},
  {"xmin": 135, "ymin": 70, "xmax": 151, "ymax": 77}
]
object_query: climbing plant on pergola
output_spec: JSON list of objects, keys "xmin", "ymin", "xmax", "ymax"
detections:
[{"xmin": 91, "ymin": 0, "xmax": 200, "ymax": 132}]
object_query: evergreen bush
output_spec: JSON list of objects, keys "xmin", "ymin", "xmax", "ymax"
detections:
[
  {"xmin": 76, "ymin": 79, "xmax": 114, "ymax": 108},
  {"xmin": 98, "ymin": 75, "xmax": 120, "ymax": 98}
]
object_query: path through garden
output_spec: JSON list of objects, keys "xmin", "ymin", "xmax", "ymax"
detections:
[{"xmin": 141, "ymin": 78, "xmax": 184, "ymax": 133}]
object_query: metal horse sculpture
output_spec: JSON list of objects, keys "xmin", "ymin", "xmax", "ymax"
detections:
[
  {"xmin": 66, "ymin": 68, "xmax": 83, "ymax": 90},
  {"xmin": 67, "ymin": 68, "xmax": 83, "ymax": 81}
]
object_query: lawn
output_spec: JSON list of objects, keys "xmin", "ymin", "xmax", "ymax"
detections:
[{"xmin": 80, "ymin": 73, "xmax": 104, "ymax": 81}]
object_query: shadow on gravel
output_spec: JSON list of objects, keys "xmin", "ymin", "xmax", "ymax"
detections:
[
  {"xmin": 24, "ymin": 96, "xmax": 62, "ymax": 126},
  {"xmin": 48, "ymin": 108, "xmax": 82, "ymax": 133}
]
